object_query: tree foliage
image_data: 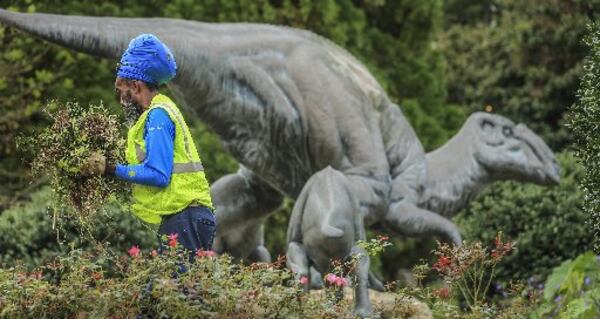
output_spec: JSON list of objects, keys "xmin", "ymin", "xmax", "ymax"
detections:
[{"xmin": 441, "ymin": 0, "xmax": 600, "ymax": 150}]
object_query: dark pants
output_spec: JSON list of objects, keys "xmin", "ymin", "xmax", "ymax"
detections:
[
  {"xmin": 157, "ymin": 205, "xmax": 216, "ymax": 261},
  {"xmin": 138, "ymin": 206, "xmax": 216, "ymax": 318}
]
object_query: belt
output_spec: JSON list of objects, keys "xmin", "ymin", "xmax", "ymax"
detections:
[
  {"xmin": 160, "ymin": 202, "xmax": 214, "ymax": 223},
  {"xmin": 188, "ymin": 202, "xmax": 201, "ymax": 207}
]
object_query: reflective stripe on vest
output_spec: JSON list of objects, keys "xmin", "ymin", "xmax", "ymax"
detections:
[
  {"xmin": 134, "ymin": 102, "xmax": 205, "ymax": 174},
  {"xmin": 134, "ymin": 143, "xmax": 204, "ymax": 173}
]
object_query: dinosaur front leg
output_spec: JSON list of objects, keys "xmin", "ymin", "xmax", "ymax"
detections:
[
  {"xmin": 350, "ymin": 245, "xmax": 375, "ymax": 318},
  {"xmin": 384, "ymin": 201, "xmax": 462, "ymax": 246},
  {"xmin": 286, "ymin": 241, "xmax": 311, "ymax": 291},
  {"xmin": 211, "ymin": 166, "xmax": 283, "ymax": 262}
]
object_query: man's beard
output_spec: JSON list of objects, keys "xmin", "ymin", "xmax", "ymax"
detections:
[{"xmin": 121, "ymin": 92, "xmax": 142, "ymax": 127}]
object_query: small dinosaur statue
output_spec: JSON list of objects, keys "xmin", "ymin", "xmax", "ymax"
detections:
[
  {"xmin": 287, "ymin": 166, "xmax": 375, "ymax": 318},
  {"xmin": 0, "ymin": 10, "xmax": 560, "ymax": 294}
]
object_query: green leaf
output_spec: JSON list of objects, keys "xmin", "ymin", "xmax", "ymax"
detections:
[{"xmin": 544, "ymin": 258, "xmax": 573, "ymax": 301}]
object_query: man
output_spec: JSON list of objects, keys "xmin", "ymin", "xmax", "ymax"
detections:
[{"xmin": 82, "ymin": 34, "xmax": 215, "ymax": 258}]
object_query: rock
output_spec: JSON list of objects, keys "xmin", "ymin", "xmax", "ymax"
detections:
[{"xmin": 310, "ymin": 288, "xmax": 433, "ymax": 319}]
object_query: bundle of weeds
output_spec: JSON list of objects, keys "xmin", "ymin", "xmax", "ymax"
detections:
[{"xmin": 20, "ymin": 100, "xmax": 130, "ymax": 220}]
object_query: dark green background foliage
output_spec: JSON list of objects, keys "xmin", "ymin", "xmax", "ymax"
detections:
[
  {"xmin": 0, "ymin": 0, "xmax": 596, "ymax": 287},
  {"xmin": 441, "ymin": 0, "xmax": 600, "ymax": 150},
  {"xmin": 455, "ymin": 152, "xmax": 591, "ymax": 283}
]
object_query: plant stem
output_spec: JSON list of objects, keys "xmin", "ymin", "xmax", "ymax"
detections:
[
  {"xmin": 483, "ymin": 265, "xmax": 496, "ymax": 300},
  {"xmin": 456, "ymin": 280, "xmax": 473, "ymax": 309},
  {"xmin": 475, "ymin": 260, "xmax": 486, "ymax": 305}
]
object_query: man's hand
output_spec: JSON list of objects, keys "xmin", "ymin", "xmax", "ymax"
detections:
[{"xmin": 80, "ymin": 151, "xmax": 107, "ymax": 176}]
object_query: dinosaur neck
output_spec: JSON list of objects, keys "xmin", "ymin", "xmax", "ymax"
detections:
[{"xmin": 419, "ymin": 127, "xmax": 491, "ymax": 218}]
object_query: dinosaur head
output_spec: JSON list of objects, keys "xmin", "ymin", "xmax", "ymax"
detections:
[{"xmin": 468, "ymin": 112, "xmax": 560, "ymax": 185}]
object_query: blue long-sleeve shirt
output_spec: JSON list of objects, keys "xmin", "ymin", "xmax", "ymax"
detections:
[{"xmin": 115, "ymin": 108, "xmax": 175, "ymax": 188}]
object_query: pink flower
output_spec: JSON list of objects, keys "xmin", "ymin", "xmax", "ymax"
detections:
[
  {"xmin": 299, "ymin": 276, "xmax": 309, "ymax": 285},
  {"xmin": 325, "ymin": 273, "xmax": 339, "ymax": 285},
  {"xmin": 167, "ymin": 233, "xmax": 179, "ymax": 248},
  {"xmin": 151, "ymin": 249, "xmax": 158, "ymax": 258},
  {"xmin": 325, "ymin": 274, "xmax": 348, "ymax": 287},
  {"xmin": 196, "ymin": 250, "xmax": 216, "ymax": 258},
  {"xmin": 128, "ymin": 245, "xmax": 141, "ymax": 258},
  {"xmin": 325, "ymin": 273, "xmax": 347, "ymax": 287},
  {"xmin": 334, "ymin": 276, "xmax": 348, "ymax": 287}
]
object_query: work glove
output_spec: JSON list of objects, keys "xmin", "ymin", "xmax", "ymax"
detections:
[{"xmin": 80, "ymin": 151, "xmax": 107, "ymax": 176}]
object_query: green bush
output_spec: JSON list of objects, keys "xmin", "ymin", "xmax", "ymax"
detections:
[
  {"xmin": 0, "ymin": 236, "xmax": 425, "ymax": 319},
  {"xmin": 570, "ymin": 21, "xmax": 600, "ymax": 253},
  {"xmin": 0, "ymin": 187, "xmax": 155, "ymax": 268},
  {"xmin": 454, "ymin": 152, "xmax": 591, "ymax": 284},
  {"xmin": 529, "ymin": 252, "xmax": 600, "ymax": 319}
]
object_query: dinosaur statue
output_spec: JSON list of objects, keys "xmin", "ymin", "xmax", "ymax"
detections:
[
  {"xmin": 287, "ymin": 166, "xmax": 375, "ymax": 317},
  {"xmin": 213, "ymin": 111, "xmax": 561, "ymax": 244},
  {"xmin": 217, "ymin": 111, "xmax": 561, "ymax": 291},
  {"xmin": 0, "ymin": 10, "xmax": 560, "ymax": 292}
]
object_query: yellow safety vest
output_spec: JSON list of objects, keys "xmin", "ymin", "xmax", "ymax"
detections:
[{"xmin": 125, "ymin": 94, "xmax": 213, "ymax": 224}]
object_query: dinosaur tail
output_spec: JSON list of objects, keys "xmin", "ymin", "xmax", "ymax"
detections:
[{"xmin": 0, "ymin": 9, "xmax": 180, "ymax": 60}]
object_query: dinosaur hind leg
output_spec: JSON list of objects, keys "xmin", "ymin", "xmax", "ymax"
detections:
[{"xmin": 211, "ymin": 166, "xmax": 283, "ymax": 263}]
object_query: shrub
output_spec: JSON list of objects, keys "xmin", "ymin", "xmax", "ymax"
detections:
[
  {"xmin": 570, "ymin": 21, "xmax": 600, "ymax": 253},
  {"xmin": 400, "ymin": 236, "xmax": 534, "ymax": 319},
  {"xmin": 454, "ymin": 151, "xmax": 591, "ymax": 284},
  {"xmin": 0, "ymin": 236, "xmax": 414, "ymax": 318},
  {"xmin": 431, "ymin": 232, "xmax": 515, "ymax": 309},
  {"xmin": 0, "ymin": 187, "xmax": 154, "ymax": 269}
]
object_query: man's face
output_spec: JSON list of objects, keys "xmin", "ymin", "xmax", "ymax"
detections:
[{"xmin": 115, "ymin": 77, "xmax": 143, "ymax": 125}]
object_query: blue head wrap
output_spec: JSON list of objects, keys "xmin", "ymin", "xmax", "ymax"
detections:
[{"xmin": 117, "ymin": 34, "xmax": 177, "ymax": 85}]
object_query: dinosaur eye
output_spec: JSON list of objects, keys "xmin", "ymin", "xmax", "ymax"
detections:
[
  {"xmin": 503, "ymin": 126, "xmax": 513, "ymax": 137},
  {"xmin": 481, "ymin": 119, "xmax": 495, "ymax": 132}
]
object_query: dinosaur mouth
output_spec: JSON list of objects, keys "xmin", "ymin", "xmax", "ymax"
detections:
[
  {"xmin": 514, "ymin": 124, "xmax": 560, "ymax": 184},
  {"xmin": 485, "ymin": 141, "xmax": 504, "ymax": 147}
]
